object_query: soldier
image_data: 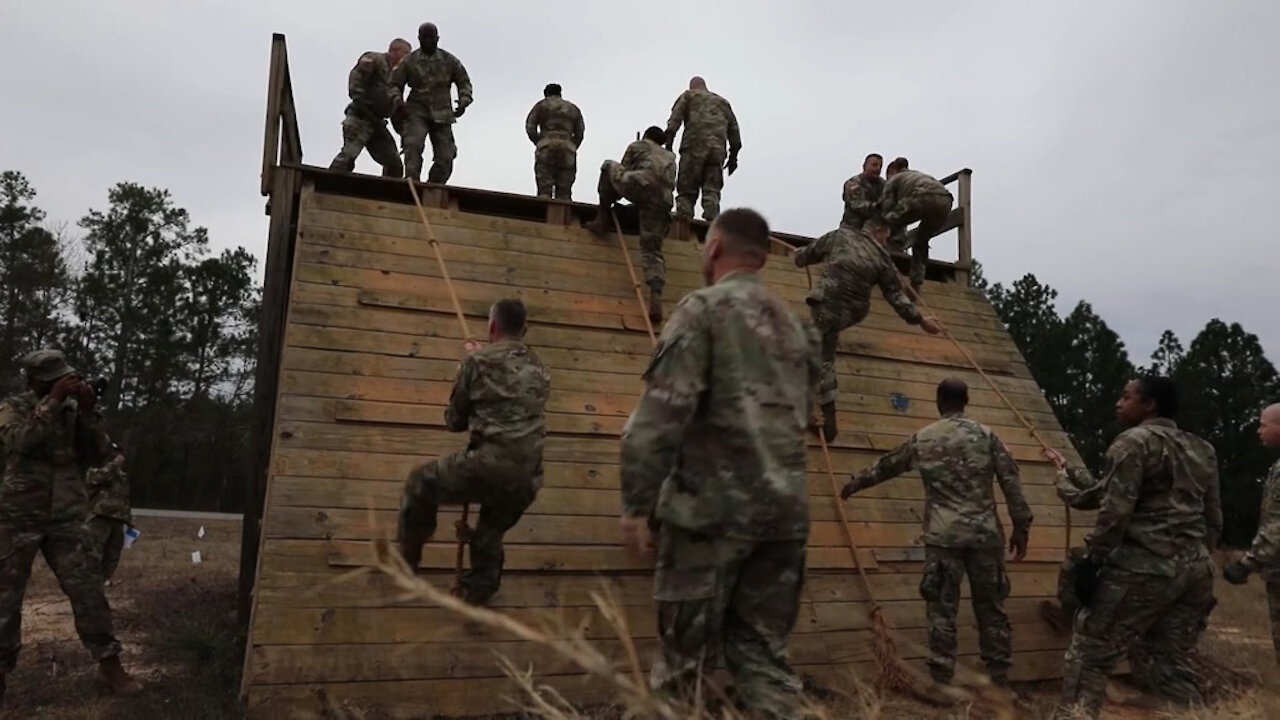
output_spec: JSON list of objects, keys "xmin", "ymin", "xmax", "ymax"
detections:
[
  {"xmin": 85, "ymin": 443, "xmax": 131, "ymax": 583},
  {"xmin": 619, "ymin": 208, "xmax": 821, "ymax": 719},
  {"xmin": 328, "ymin": 38, "xmax": 411, "ymax": 177},
  {"xmin": 1222, "ymin": 403, "xmax": 1280, "ymax": 661},
  {"xmin": 0, "ymin": 350, "xmax": 141, "ymax": 700},
  {"xmin": 397, "ymin": 299, "xmax": 550, "ymax": 605},
  {"xmin": 1050, "ymin": 377, "xmax": 1220, "ymax": 719},
  {"xmin": 841, "ymin": 379, "xmax": 1033, "ymax": 688},
  {"xmin": 879, "ymin": 157, "xmax": 955, "ymax": 291},
  {"xmin": 584, "ymin": 126, "xmax": 676, "ymax": 324},
  {"xmin": 840, "ymin": 153, "xmax": 884, "ymax": 231},
  {"xmin": 391, "ymin": 22, "xmax": 473, "ymax": 184},
  {"xmin": 663, "ymin": 76, "xmax": 742, "ymax": 222},
  {"xmin": 792, "ymin": 218, "xmax": 942, "ymax": 442},
  {"xmin": 525, "ymin": 83, "xmax": 585, "ymax": 200}
]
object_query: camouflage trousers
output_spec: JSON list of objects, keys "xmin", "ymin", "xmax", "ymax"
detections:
[
  {"xmin": 883, "ymin": 192, "xmax": 952, "ymax": 286},
  {"xmin": 329, "ymin": 111, "xmax": 403, "ymax": 178},
  {"xmin": 806, "ymin": 293, "xmax": 871, "ymax": 407},
  {"xmin": 1056, "ymin": 560, "xmax": 1214, "ymax": 719},
  {"xmin": 85, "ymin": 516, "xmax": 125, "ymax": 582},
  {"xmin": 0, "ymin": 521, "xmax": 121, "ymax": 672},
  {"xmin": 399, "ymin": 448, "xmax": 540, "ymax": 603},
  {"xmin": 533, "ymin": 137, "xmax": 577, "ymax": 200},
  {"xmin": 651, "ymin": 525, "xmax": 809, "ymax": 720},
  {"xmin": 597, "ymin": 162, "xmax": 672, "ymax": 291},
  {"xmin": 1266, "ymin": 579, "xmax": 1280, "ymax": 664},
  {"xmin": 675, "ymin": 145, "xmax": 727, "ymax": 221},
  {"xmin": 402, "ymin": 111, "xmax": 457, "ymax": 184},
  {"xmin": 920, "ymin": 545, "xmax": 1012, "ymax": 684}
]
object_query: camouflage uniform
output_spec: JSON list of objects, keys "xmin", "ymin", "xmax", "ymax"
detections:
[
  {"xmin": 620, "ymin": 271, "xmax": 822, "ymax": 720},
  {"xmin": 0, "ymin": 352, "xmax": 121, "ymax": 674},
  {"xmin": 1239, "ymin": 459, "xmax": 1280, "ymax": 661},
  {"xmin": 664, "ymin": 89, "xmax": 741, "ymax": 221},
  {"xmin": 1055, "ymin": 419, "xmax": 1222, "ymax": 719},
  {"xmin": 398, "ymin": 340, "xmax": 550, "ymax": 603},
  {"xmin": 85, "ymin": 454, "xmax": 131, "ymax": 581},
  {"xmin": 390, "ymin": 47, "xmax": 473, "ymax": 183},
  {"xmin": 597, "ymin": 138, "xmax": 677, "ymax": 293},
  {"xmin": 792, "ymin": 226, "xmax": 923, "ymax": 407},
  {"xmin": 843, "ymin": 414, "xmax": 1033, "ymax": 684},
  {"xmin": 328, "ymin": 51, "xmax": 404, "ymax": 177},
  {"xmin": 879, "ymin": 170, "xmax": 953, "ymax": 287},
  {"xmin": 840, "ymin": 173, "xmax": 884, "ymax": 231},
  {"xmin": 525, "ymin": 95, "xmax": 584, "ymax": 200}
]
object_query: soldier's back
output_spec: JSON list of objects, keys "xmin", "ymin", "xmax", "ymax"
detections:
[
  {"xmin": 535, "ymin": 97, "xmax": 582, "ymax": 141},
  {"xmin": 887, "ymin": 169, "xmax": 949, "ymax": 197},
  {"xmin": 680, "ymin": 89, "xmax": 735, "ymax": 146},
  {"xmin": 463, "ymin": 340, "xmax": 550, "ymax": 452},
  {"xmin": 913, "ymin": 415, "xmax": 1007, "ymax": 548}
]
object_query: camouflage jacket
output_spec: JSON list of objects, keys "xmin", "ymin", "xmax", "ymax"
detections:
[
  {"xmin": 620, "ymin": 271, "xmax": 821, "ymax": 541},
  {"xmin": 840, "ymin": 173, "xmax": 884, "ymax": 230},
  {"xmin": 1072, "ymin": 418, "xmax": 1222, "ymax": 576},
  {"xmin": 446, "ymin": 340, "xmax": 550, "ymax": 467},
  {"xmin": 390, "ymin": 47, "xmax": 473, "ymax": 124},
  {"xmin": 846, "ymin": 413, "xmax": 1033, "ymax": 548},
  {"xmin": 793, "ymin": 226, "xmax": 921, "ymax": 325},
  {"xmin": 1242, "ymin": 459, "xmax": 1280, "ymax": 579},
  {"xmin": 86, "ymin": 454, "xmax": 131, "ymax": 523},
  {"xmin": 879, "ymin": 170, "xmax": 952, "ymax": 222},
  {"xmin": 620, "ymin": 138, "xmax": 677, "ymax": 209},
  {"xmin": 345, "ymin": 51, "xmax": 400, "ymax": 120},
  {"xmin": 0, "ymin": 391, "xmax": 111, "ymax": 525},
  {"xmin": 664, "ymin": 88, "xmax": 742, "ymax": 154},
  {"xmin": 525, "ymin": 96, "xmax": 584, "ymax": 148}
]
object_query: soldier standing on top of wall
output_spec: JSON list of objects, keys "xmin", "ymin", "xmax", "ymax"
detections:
[
  {"xmin": 842, "ymin": 379, "xmax": 1033, "ymax": 689},
  {"xmin": 525, "ymin": 83, "xmax": 585, "ymax": 200},
  {"xmin": 879, "ymin": 157, "xmax": 954, "ymax": 292},
  {"xmin": 663, "ymin": 76, "xmax": 742, "ymax": 223},
  {"xmin": 328, "ymin": 38, "xmax": 411, "ymax": 178},
  {"xmin": 391, "ymin": 22, "xmax": 473, "ymax": 184}
]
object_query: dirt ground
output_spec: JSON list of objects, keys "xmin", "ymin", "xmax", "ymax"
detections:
[{"xmin": 6, "ymin": 520, "xmax": 1280, "ymax": 719}]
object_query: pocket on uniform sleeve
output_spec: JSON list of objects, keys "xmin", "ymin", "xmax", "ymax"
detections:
[{"xmin": 655, "ymin": 565, "xmax": 719, "ymax": 603}]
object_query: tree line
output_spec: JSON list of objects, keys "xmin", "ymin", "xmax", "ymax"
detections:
[
  {"xmin": 972, "ymin": 263, "xmax": 1279, "ymax": 547},
  {"xmin": 1, "ymin": 170, "xmax": 259, "ymax": 511}
]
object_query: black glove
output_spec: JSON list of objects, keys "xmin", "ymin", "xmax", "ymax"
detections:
[
  {"xmin": 1223, "ymin": 560, "xmax": 1252, "ymax": 585},
  {"xmin": 1071, "ymin": 556, "xmax": 1102, "ymax": 607},
  {"xmin": 725, "ymin": 152, "xmax": 739, "ymax": 176},
  {"xmin": 396, "ymin": 507, "xmax": 428, "ymax": 571},
  {"xmin": 453, "ymin": 102, "xmax": 467, "ymax": 118},
  {"xmin": 839, "ymin": 477, "xmax": 861, "ymax": 500},
  {"xmin": 1008, "ymin": 525, "xmax": 1030, "ymax": 562}
]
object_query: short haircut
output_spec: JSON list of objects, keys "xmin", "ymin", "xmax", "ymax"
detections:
[
  {"xmin": 936, "ymin": 378, "xmax": 969, "ymax": 411},
  {"xmin": 863, "ymin": 216, "xmax": 889, "ymax": 232},
  {"xmin": 642, "ymin": 126, "xmax": 666, "ymax": 143},
  {"xmin": 390, "ymin": 38, "xmax": 411, "ymax": 50},
  {"xmin": 887, "ymin": 156, "xmax": 909, "ymax": 172},
  {"xmin": 1134, "ymin": 375, "xmax": 1179, "ymax": 418},
  {"xmin": 711, "ymin": 208, "xmax": 771, "ymax": 256},
  {"xmin": 864, "ymin": 153, "xmax": 883, "ymax": 164},
  {"xmin": 543, "ymin": 83, "xmax": 562, "ymax": 97},
  {"xmin": 491, "ymin": 298, "xmax": 527, "ymax": 336}
]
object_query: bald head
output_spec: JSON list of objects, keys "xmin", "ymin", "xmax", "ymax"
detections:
[
  {"xmin": 1261, "ymin": 403, "xmax": 1280, "ymax": 448},
  {"xmin": 418, "ymin": 22, "xmax": 439, "ymax": 52},
  {"xmin": 936, "ymin": 378, "xmax": 969, "ymax": 414},
  {"xmin": 689, "ymin": 76, "xmax": 707, "ymax": 90},
  {"xmin": 1265, "ymin": 404, "xmax": 1280, "ymax": 423}
]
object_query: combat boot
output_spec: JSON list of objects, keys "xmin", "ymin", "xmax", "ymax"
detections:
[
  {"xmin": 97, "ymin": 656, "xmax": 142, "ymax": 696},
  {"xmin": 820, "ymin": 402, "xmax": 838, "ymax": 443},
  {"xmin": 584, "ymin": 211, "xmax": 611, "ymax": 239},
  {"xmin": 647, "ymin": 286, "xmax": 663, "ymax": 324}
]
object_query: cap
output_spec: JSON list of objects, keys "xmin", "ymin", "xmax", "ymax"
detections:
[{"xmin": 19, "ymin": 349, "xmax": 76, "ymax": 383}]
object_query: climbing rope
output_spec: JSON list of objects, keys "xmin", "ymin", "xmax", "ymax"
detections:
[
  {"xmin": 609, "ymin": 210, "xmax": 657, "ymax": 345},
  {"xmin": 405, "ymin": 177, "xmax": 476, "ymax": 596}
]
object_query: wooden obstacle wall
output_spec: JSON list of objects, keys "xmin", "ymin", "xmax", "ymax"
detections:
[{"xmin": 238, "ymin": 162, "xmax": 1092, "ymax": 718}]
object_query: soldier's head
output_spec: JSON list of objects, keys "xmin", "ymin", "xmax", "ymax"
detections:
[
  {"xmin": 1259, "ymin": 404, "xmax": 1280, "ymax": 448},
  {"xmin": 488, "ymin": 298, "xmax": 528, "ymax": 341},
  {"xmin": 703, "ymin": 208, "xmax": 771, "ymax": 285},
  {"xmin": 863, "ymin": 153, "xmax": 883, "ymax": 178},
  {"xmin": 1117, "ymin": 375, "xmax": 1178, "ymax": 427},
  {"xmin": 689, "ymin": 76, "xmax": 707, "ymax": 91},
  {"xmin": 886, "ymin": 156, "xmax": 909, "ymax": 178},
  {"xmin": 936, "ymin": 378, "xmax": 969, "ymax": 415},
  {"xmin": 642, "ymin": 126, "xmax": 665, "ymax": 144},
  {"xmin": 863, "ymin": 216, "xmax": 891, "ymax": 246},
  {"xmin": 543, "ymin": 83, "xmax": 562, "ymax": 98},
  {"xmin": 19, "ymin": 349, "xmax": 76, "ymax": 396},
  {"xmin": 387, "ymin": 38, "xmax": 411, "ymax": 67},
  {"xmin": 418, "ymin": 23, "xmax": 440, "ymax": 53}
]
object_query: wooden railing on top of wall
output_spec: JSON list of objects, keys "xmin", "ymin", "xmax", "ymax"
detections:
[{"xmin": 260, "ymin": 32, "xmax": 302, "ymax": 199}]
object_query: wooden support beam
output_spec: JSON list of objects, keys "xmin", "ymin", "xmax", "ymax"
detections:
[
  {"xmin": 956, "ymin": 169, "xmax": 974, "ymax": 285},
  {"xmin": 260, "ymin": 34, "xmax": 286, "ymax": 197}
]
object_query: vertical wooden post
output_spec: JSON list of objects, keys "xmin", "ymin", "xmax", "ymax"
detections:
[
  {"xmin": 956, "ymin": 169, "xmax": 973, "ymax": 286},
  {"xmin": 260, "ymin": 34, "xmax": 286, "ymax": 197}
]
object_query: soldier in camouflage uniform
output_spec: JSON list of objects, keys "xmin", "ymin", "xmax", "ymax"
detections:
[
  {"xmin": 1222, "ymin": 404, "xmax": 1280, "ymax": 662},
  {"xmin": 792, "ymin": 218, "xmax": 941, "ymax": 442},
  {"xmin": 397, "ymin": 300, "xmax": 550, "ymax": 605},
  {"xmin": 663, "ymin": 77, "xmax": 742, "ymax": 222},
  {"xmin": 85, "ymin": 445, "xmax": 130, "ymax": 582},
  {"xmin": 879, "ymin": 157, "xmax": 954, "ymax": 291},
  {"xmin": 0, "ymin": 350, "xmax": 140, "ymax": 700},
  {"xmin": 328, "ymin": 38, "xmax": 411, "ymax": 177},
  {"xmin": 1051, "ymin": 377, "xmax": 1221, "ymax": 719},
  {"xmin": 841, "ymin": 379, "xmax": 1033, "ymax": 687},
  {"xmin": 619, "ymin": 208, "xmax": 821, "ymax": 719},
  {"xmin": 584, "ymin": 126, "xmax": 677, "ymax": 324},
  {"xmin": 525, "ymin": 83, "xmax": 585, "ymax": 200},
  {"xmin": 390, "ymin": 22, "xmax": 473, "ymax": 184},
  {"xmin": 839, "ymin": 153, "xmax": 884, "ymax": 231}
]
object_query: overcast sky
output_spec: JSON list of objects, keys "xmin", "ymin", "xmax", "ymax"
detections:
[{"xmin": 3, "ymin": 1, "xmax": 1277, "ymax": 361}]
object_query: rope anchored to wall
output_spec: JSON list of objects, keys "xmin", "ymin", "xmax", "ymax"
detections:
[{"xmin": 404, "ymin": 177, "xmax": 476, "ymax": 596}]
